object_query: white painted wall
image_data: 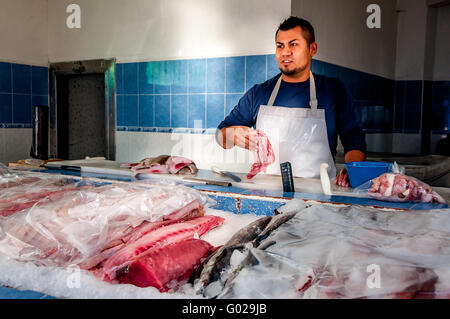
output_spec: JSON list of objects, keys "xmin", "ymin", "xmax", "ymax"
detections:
[
  {"xmin": 291, "ymin": 0, "xmax": 398, "ymax": 79},
  {"xmin": 395, "ymin": 0, "xmax": 429, "ymax": 81},
  {"xmin": 433, "ymin": 4, "xmax": 450, "ymax": 81},
  {"xmin": 116, "ymin": 132, "xmax": 253, "ymax": 173},
  {"xmin": 0, "ymin": 0, "xmax": 48, "ymax": 66},
  {"xmin": 47, "ymin": 0, "xmax": 291, "ymax": 63}
]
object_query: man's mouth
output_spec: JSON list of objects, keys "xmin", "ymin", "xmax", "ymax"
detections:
[{"xmin": 281, "ymin": 60, "xmax": 293, "ymax": 64}]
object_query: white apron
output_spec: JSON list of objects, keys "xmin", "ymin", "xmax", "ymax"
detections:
[{"xmin": 255, "ymin": 72, "xmax": 336, "ymax": 179}]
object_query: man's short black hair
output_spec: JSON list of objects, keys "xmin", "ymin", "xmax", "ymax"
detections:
[{"xmin": 276, "ymin": 16, "xmax": 315, "ymax": 45}]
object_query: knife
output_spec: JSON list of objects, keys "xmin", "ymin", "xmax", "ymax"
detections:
[
  {"xmin": 182, "ymin": 177, "xmax": 232, "ymax": 187},
  {"xmin": 211, "ymin": 166, "xmax": 242, "ymax": 183}
]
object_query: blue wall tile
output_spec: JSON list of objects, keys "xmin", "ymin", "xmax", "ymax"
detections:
[
  {"xmin": 116, "ymin": 95, "xmax": 125, "ymax": 126},
  {"xmin": 0, "ymin": 62, "xmax": 11, "ymax": 93},
  {"xmin": 32, "ymin": 95, "xmax": 48, "ymax": 107},
  {"xmin": 154, "ymin": 61, "xmax": 172, "ymax": 94},
  {"xmin": 266, "ymin": 54, "xmax": 279, "ymax": 79},
  {"xmin": 123, "ymin": 63, "xmax": 138, "ymax": 94},
  {"xmin": 171, "ymin": 60, "xmax": 188, "ymax": 94},
  {"xmin": 12, "ymin": 64, "xmax": 31, "ymax": 94},
  {"xmin": 138, "ymin": 62, "xmax": 154, "ymax": 94},
  {"xmin": 189, "ymin": 94, "xmax": 205, "ymax": 128},
  {"xmin": 405, "ymin": 81, "xmax": 422, "ymax": 105},
  {"xmin": 0, "ymin": 93, "xmax": 12, "ymax": 123},
  {"xmin": 207, "ymin": 58, "xmax": 225, "ymax": 93},
  {"xmin": 110, "ymin": 55, "xmax": 436, "ymax": 136},
  {"xmin": 394, "ymin": 81, "xmax": 405, "ymax": 131},
  {"xmin": 123, "ymin": 95, "xmax": 138, "ymax": 126},
  {"xmin": 12, "ymin": 94, "xmax": 31, "ymax": 124},
  {"xmin": 172, "ymin": 94, "xmax": 188, "ymax": 128},
  {"xmin": 322, "ymin": 61, "xmax": 341, "ymax": 79},
  {"xmin": 189, "ymin": 59, "xmax": 206, "ymax": 94},
  {"xmin": 206, "ymin": 94, "xmax": 225, "ymax": 128},
  {"xmin": 139, "ymin": 95, "xmax": 154, "ymax": 127},
  {"xmin": 31, "ymin": 66, "xmax": 48, "ymax": 95},
  {"xmin": 246, "ymin": 55, "xmax": 266, "ymax": 90},
  {"xmin": 311, "ymin": 59, "xmax": 324, "ymax": 76},
  {"xmin": 116, "ymin": 64, "xmax": 124, "ymax": 94},
  {"xmin": 226, "ymin": 56, "xmax": 245, "ymax": 93},
  {"xmin": 155, "ymin": 95, "xmax": 170, "ymax": 127},
  {"xmin": 404, "ymin": 103, "xmax": 421, "ymax": 132},
  {"xmin": 431, "ymin": 81, "xmax": 450, "ymax": 133}
]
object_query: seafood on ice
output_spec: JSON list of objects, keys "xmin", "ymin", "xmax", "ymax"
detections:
[
  {"xmin": 368, "ymin": 173, "xmax": 446, "ymax": 204},
  {"xmin": 0, "ymin": 172, "xmax": 224, "ymax": 292},
  {"xmin": 202, "ymin": 201, "xmax": 450, "ymax": 299}
]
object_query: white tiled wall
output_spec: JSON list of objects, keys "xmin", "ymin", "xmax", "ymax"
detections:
[{"xmin": 116, "ymin": 131, "xmax": 253, "ymax": 173}]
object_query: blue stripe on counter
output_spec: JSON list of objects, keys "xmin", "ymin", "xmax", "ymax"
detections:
[
  {"xmin": 37, "ymin": 170, "xmax": 448, "ymax": 211},
  {"xmin": 0, "ymin": 286, "xmax": 55, "ymax": 299}
]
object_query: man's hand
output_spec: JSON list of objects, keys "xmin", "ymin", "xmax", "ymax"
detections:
[
  {"xmin": 335, "ymin": 168, "xmax": 350, "ymax": 187},
  {"xmin": 334, "ymin": 150, "xmax": 366, "ymax": 187},
  {"xmin": 217, "ymin": 126, "xmax": 258, "ymax": 152}
]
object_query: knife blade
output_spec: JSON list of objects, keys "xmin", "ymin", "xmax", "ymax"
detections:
[
  {"xmin": 183, "ymin": 177, "xmax": 232, "ymax": 187},
  {"xmin": 222, "ymin": 171, "xmax": 241, "ymax": 183},
  {"xmin": 211, "ymin": 166, "xmax": 242, "ymax": 182}
]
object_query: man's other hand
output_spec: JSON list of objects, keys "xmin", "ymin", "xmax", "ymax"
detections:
[
  {"xmin": 335, "ymin": 167, "xmax": 350, "ymax": 187},
  {"xmin": 334, "ymin": 150, "xmax": 366, "ymax": 187}
]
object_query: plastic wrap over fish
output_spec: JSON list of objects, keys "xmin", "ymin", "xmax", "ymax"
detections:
[
  {"xmin": 0, "ymin": 171, "xmax": 214, "ymax": 268},
  {"xmin": 214, "ymin": 203, "xmax": 450, "ymax": 299}
]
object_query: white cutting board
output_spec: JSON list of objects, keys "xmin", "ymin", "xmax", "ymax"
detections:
[
  {"xmin": 44, "ymin": 159, "xmax": 133, "ymax": 177},
  {"xmin": 43, "ymin": 159, "xmax": 233, "ymax": 183}
]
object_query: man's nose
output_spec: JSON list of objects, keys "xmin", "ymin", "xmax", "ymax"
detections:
[{"xmin": 281, "ymin": 46, "xmax": 292, "ymax": 55}]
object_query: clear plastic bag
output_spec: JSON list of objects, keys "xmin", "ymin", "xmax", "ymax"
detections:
[
  {"xmin": 0, "ymin": 171, "xmax": 213, "ymax": 268},
  {"xmin": 353, "ymin": 162, "xmax": 446, "ymax": 204},
  {"xmin": 215, "ymin": 202, "xmax": 450, "ymax": 299}
]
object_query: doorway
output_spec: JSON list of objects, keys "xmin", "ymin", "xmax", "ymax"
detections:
[{"xmin": 49, "ymin": 59, "xmax": 116, "ymax": 160}]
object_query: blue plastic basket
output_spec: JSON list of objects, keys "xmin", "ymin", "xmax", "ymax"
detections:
[{"xmin": 345, "ymin": 161, "xmax": 392, "ymax": 188}]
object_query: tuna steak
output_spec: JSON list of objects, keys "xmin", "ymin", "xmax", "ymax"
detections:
[
  {"xmin": 101, "ymin": 215, "xmax": 225, "ymax": 280},
  {"xmin": 117, "ymin": 239, "xmax": 214, "ymax": 291}
]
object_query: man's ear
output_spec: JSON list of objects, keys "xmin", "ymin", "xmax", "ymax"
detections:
[{"xmin": 309, "ymin": 42, "xmax": 318, "ymax": 57}]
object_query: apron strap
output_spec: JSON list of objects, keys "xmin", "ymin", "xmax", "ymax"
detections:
[
  {"xmin": 309, "ymin": 71, "xmax": 318, "ymax": 116},
  {"xmin": 267, "ymin": 75, "xmax": 282, "ymax": 107},
  {"xmin": 267, "ymin": 72, "xmax": 318, "ymax": 115}
]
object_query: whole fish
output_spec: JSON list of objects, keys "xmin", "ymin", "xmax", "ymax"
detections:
[{"xmin": 192, "ymin": 210, "xmax": 299, "ymax": 297}]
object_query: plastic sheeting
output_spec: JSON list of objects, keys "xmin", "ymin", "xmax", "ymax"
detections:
[
  {"xmin": 0, "ymin": 170, "xmax": 213, "ymax": 268},
  {"xmin": 214, "ymin": 202, "xmax": 450, "ymax": 299}
]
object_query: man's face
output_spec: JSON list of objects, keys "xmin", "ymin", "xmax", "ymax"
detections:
[{"xmin": 275, "ymin": 26, "xmax": 316, "ymax": 78}]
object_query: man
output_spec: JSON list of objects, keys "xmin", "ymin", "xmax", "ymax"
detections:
[{"xmin": 216, "ymin": 16, "xmax": 366, "ymax": 187}]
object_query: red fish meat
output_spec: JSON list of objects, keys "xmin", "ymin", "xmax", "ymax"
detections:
[
  {"xmin": 247, "ymin": 130, "xmax": 275, "ymax": 179},
  {"xmin": 368, "ymin": 173, "xmax": 446, "ymax": 204},
  {"xmin": 117, "ymin": 239, "xmax": 214, "ymax": 291},
  {"xmin": 101, "ymin": 215, "xmax": 225, "ymax": 279}
]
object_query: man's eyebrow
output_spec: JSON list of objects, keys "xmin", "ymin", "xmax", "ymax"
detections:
[{"xmin": 276, "ymin": 39, "xmax": 300, "ymax": 44}]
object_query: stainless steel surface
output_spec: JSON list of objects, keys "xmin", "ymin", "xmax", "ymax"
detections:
[{"xmin": 49, "ymin": 59, "xmax": 116, "ymax": 161}]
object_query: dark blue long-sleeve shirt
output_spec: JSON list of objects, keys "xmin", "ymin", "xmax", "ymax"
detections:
[{"xmin": 217, "ymin": 73, "xmax": 366, "ymax": 157}]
